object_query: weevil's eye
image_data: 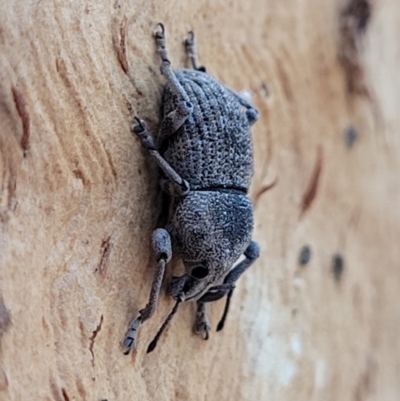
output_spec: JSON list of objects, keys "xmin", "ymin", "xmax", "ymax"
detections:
[{"xmin": 190, "ymin": 265, "xmax": 209, "ymax": 279}]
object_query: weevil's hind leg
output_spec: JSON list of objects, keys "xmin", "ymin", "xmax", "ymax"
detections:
[
  {"xmin": 154, "ymin": 24, "xmax": 193, "ymax": 144},
  {"xmin": 184, "ymin": 31, "xmax": 206, "ymax": 72},
  {"xmin": 122, "ymin": 229, "xmax": 172, "ymax": 354},
  {"xmin": 194, "ymin": 302, "xmax": 211, "ymax": 340},
  {"xmin": 226, "ymin": 89, "xmax": 259, "ymax": 125},
  {"xmin": 132, "ymin": 118, "xmax": 190, "ymax": 196}
]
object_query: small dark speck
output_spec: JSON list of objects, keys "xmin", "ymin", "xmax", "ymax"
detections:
[
  {"xmin": 345, "ymin": 126, "xmax": 358, "ymax": 148},
  {"xmin": 332, "ymin": 254, "xmax": 345, "ymax": 282},
  {"xmin": 260, "ymin": 82, "xmax": 269, "ymax": 97},
  {"xmin": 138, "ymin": 168, "xmax": 142, "ymax": 176},
  {"xmin": 299, "ymin": 245, "xmax": 312, "ymax": 265}
]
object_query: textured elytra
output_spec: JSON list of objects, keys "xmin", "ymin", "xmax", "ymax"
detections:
[
  {"xmin": 123, "ymin": 24, "xmax": 260, "ymax": 354},
  {"xmin": 161, "ymin": 69, "xmax": 254, "ymax": 191}
]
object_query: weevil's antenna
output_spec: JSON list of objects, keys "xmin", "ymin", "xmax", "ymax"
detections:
[
  {"xmin": 216, "ymin": 288, "xmax": 234, "ymax": 331},
  {"xmin": 147, "ymin": 299, "xmax": 181, "ymax": 353}
]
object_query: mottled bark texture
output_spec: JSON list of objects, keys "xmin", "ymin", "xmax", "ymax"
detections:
[{"xmin": 0, "ymin": 0, "xmax": 399, "ymax": 400}]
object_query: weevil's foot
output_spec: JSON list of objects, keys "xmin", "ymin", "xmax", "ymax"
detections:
[
  {"xmin": 138, "ymin": 306, "xmax": 152, "ymax": 323},
  {"xmin": 131, "ymin": 117, "xmax": 156, "ymax": 150},
  {"xmin": 246, "ymin": 108, "xmax": 259, "ymax": 125},
  {"xmin": 132, "ymin": 116, "xmax": 145, "ymax": 134},
  {"xmin": 184, "ymin": 31, "xmax": 195, "ymax": 48},
  {"xmin": 194, "ymin": 317, "xmax": 211, "ymax": 340},
  {"xmin": 154, "ymin": 23, "xmax": 165, "ymax": 38},
  {"xmin": 122, "ymin": 315, "xmax": 142, "ymax": 355}
]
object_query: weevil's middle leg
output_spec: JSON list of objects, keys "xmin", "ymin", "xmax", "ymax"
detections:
[
  {"xmin": 122, "ymin": 228, "xmax": 172, "ymax": 354},
  {"xmin": 184, "ymin": 31, "xmax": 206, "ymax": 72},
  {"xmin": 132, "ymin": 118, "xmax": 190, "ymax": 196}
]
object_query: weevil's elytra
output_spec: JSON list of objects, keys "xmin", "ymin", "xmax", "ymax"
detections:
[{"xmin": 123, "ymin": 23, "xmax": 260, "ymax": 354}]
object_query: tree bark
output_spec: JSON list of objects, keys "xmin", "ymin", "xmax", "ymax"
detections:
[{"xmin": 1, "ymin": 0, "xmax": 399, "ymax": 400}]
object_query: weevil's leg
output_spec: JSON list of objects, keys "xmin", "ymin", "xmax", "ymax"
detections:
[
  {"xmin": 226, "ymin": 88, "xmax": 259, "ymax": 125},
  {"xmin": 194, "ymin": 283, "xmax": 235, "ymax": 340},
  {"xmin": 216, "ymin": 288, "xmax": 234, "ymax": 331},
  {"xmin": 194, "ymin": 241, "xmax": 260, "ymax": 337},
  {"xmin": 216, "ymin": 241, "xmax": 260, "ymax": 331},
  {"xmin": 154, "ymin": 24, "xmax": 193, "ymax": 143},
  {"xmin": 184, "ymin": 31, "xmax": 206, "ymax": 72},
  {"xmin": 194, "ymin": 302, "xmax": 211, "ymax": 340},
  {"xmin": 132, "ymin": 117, "xmax": 190, "ymax": 196},
  {"xmin": 197, "ymin": 283, "xmax": 236, "ymax": 303},
  {"xmin": 122, "ymin": 228, "xmax": 172, "ymax": 354}
]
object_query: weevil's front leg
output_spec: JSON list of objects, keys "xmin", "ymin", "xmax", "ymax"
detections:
[
  {"xmin": 216, "ymin": 241, "xmax": 260, "ymax": 331},
  {"xmin": 194, "ymin": 241, "xmax": 260, "ymax": 338},
  {"xmin": 132, "ymin": 117, "xmax": 190, "ymax": 196},
  {"xmin": 122, "ymin": 228, "xmax": 172, "ymax": 354},
  {"xmin": 194, "ymin": 302, "xmax": 211, "ymax": 340},
  {"xmin": 193, "ymin": 283, "xmax": 234, "ymax": 339},
  {"xmin": 184, "ymin": 31, "xmax": 206, "ymax": 72},
  {"xmin": 154, "ymin": 24, "xmax": 193, "ymax": 144}
]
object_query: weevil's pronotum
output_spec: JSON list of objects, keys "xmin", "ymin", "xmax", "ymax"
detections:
[{"xmin": 123, "ymin": 24, "xmax": 260, "ymax": 354}]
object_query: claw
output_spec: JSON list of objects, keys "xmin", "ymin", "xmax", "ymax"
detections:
[
  {"xmin": 195, "ymin": 319, "xmax": 211, "ymax": 340},
  {"xmin": 132, "ymin": 117, "xmax": 145, "ymax": 134},
  {"xmin": 185, "ymin": 31, "xmax": 194, "ymax": 46},
  {"xmin": 154, "ymin": 23, "xmax": 165, "ymax": 39}
]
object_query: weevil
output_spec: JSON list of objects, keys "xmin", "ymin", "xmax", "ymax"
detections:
[{"xmin": 123, "ymin": 24, "xmax": 260, "ymax": 354}]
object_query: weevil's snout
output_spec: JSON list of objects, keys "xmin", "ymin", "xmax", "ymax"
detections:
[
  {"xmin": 168, "ymin": 275, "xmax": 188, "ymax": 301},
  {"xmin": 168, "ymin": 274, "xmax": 204, "ymax": 301}
]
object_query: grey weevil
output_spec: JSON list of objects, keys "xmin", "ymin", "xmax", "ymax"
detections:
[{"xmin": 123, "ymin": 24, "xmax": 260, "ymax": 354}]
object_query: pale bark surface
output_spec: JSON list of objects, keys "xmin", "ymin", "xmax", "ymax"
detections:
[{"xmin": 1, "ymin": 0, "xmax": 399, "ymax": 400}]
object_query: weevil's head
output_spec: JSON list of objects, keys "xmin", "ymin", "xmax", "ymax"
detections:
[{"xmin": 167, "ymin": 191, "xmax": 253, "ymax": 301}]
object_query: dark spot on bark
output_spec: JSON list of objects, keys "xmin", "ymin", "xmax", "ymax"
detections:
[
  {"xmin": 72, "ymin": 168, "xmax": 88, "ymax": 185},
  {"xmin": 49, "ymin": 378, "xmax": 63, "ymax": 401},
  {"xmin": 301, "ymin": 146, "xmax": 323, "ymax": 216},
  {"xmin": 0, "ymin": 369, "xmax": 8, "ymax": 391},
  {"xmin": 104, "ymin": 148, "xmax": 117, "ymax": 181},
  {"xmin": 299, "ymin": 245, "xmax": 312, "ymax": 265},
  {"xmin": 114, "ymin": 16, "xmax": 129, "ymax": 74},
  {"xmin": 12, "ymin": 86, "xmax": 30, "ymax": 157},
  {"xmin": 0, "ymin": 295, "xmax": 11, "ymax": 339},
  {"xmin": 332, "ymin": 254, "xmax": 345, "ymax": 282},
  {"xmin": 96, "ymin": 237, "xmax": 112, "ymax": 277},
  {"xmin": 345, "ymin": 125, "xmax": 358, "ymax": 148},
  {"xmin": 275, "ymin": 58, "xmax": 294, "ymax": 102},
  {"xmin": 61, "ymin": 388, "xmax": 70, "ymax": 401},
  {"xmin": 343, "ymin": 0, "xmax": 371, "ymax": 33},
  {"xmin": 75, "ymin": 378, "xmax": 87, "ymax": 398},
  {"xmin": 260, "ymin": 82, "xmax": 269, "ymax": 98},
  {"xmin": 253, "ymin": 177, "xmax": 278, "ymax": 207},
  {"xmin": 338, "ymin": 0, "xmax": 372, "ymax": 96},
  {"xmin": 89, "ymin": 314, "xmax": 104, "ymax": 366},
  {"xmin": 354, "ymin": 357, "xmax": 377, "ymax": 401}
]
